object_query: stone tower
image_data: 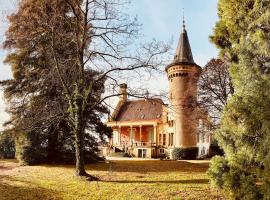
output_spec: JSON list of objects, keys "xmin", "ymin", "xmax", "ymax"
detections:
[{"xmin": 166, "ymin": 20, "xmax": 201, "ymax": 148}]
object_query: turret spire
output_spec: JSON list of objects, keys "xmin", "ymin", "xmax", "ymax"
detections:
[
  {"xmin": 182, "ymin": 9, "xmax": 186, "ymax": 30},
  {"xmin": 174, "ymin": 16, "xmax": 194, "ymax": 64}
]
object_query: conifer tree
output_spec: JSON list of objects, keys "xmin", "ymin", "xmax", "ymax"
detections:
[
  {"xmin": 1, "ymin": 0, "xmax": 112, "ymax": 166},
  {"xmin": 208, "ymin": 0, "xmax": 270, "ymax": 199}
]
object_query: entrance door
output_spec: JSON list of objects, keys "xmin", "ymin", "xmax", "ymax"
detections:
[{"xmin": 138, "ymin": 149, "xmax": 147, "ymax": 158}]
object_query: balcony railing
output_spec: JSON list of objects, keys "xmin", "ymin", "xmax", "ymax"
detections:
[{"xmin": 115, "ymin": 141, "xmax": 156, "ymax": 147}]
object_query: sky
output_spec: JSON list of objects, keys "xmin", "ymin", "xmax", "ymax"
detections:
[{"xmin": 0, "ymin": 0, "xmax": 219, "ymax": 130}]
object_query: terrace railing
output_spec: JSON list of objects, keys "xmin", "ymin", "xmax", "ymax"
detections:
[{"xmin": 120, "ymin": 141, "xmax": 156, "ymax": 147}]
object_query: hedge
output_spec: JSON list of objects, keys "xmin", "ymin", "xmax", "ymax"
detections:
[{"xmin": 172, "ymin": 147, "xmax": 198, "ymax": 160}]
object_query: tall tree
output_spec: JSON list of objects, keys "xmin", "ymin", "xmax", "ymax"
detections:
[
  {"xmin": 208, "ymin": 0, "xmax": 270, "ymax": 199},
  {"xmin": 3, "ymin": 0, "xmax": 168, "ymax": 177},
  {"xmin": 1, "ymin": 0, "xmax": 111, "ymax": 165},
  {"xmin": 198, "ymin": 58, "xmax": 233, "ymax": 128}
]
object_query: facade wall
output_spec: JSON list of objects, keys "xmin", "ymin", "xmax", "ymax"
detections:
[
  {"xmin": 156, "ymin": 121, "xmax": 172, "ymax": 147},
  {"xmin": 109, "ymin": 105, "xmax": 209, "ymax": 159},
  {"xmin": 133, "ymin": 147, "xmax": 153, "ymax": 158},
  {"xmin": 112, "ymin": 125, "xmax": 157, "ymax": 146},
  {"xmin": 119, "ymin": 127, "xmax": 130, "ymax": 142}
]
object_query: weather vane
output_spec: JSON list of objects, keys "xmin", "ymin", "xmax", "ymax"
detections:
[{"xmin": 182, "ymin": 8, "xmax": 186, "ymax": 29}]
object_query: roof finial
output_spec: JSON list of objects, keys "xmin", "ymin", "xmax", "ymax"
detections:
[{"xmin": 182, "ymin": 8, "xmax": 186, "ymax": 30}]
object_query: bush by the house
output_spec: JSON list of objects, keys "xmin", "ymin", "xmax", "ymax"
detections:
[
  {"xmin": 209, "ymin": 143, "xmax": 224, "ymax": 157},
  {"xmin": 172, "ymin": 147, "xmax": 198, "ymax": 160}
]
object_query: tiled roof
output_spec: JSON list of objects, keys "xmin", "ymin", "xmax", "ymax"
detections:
[
  {"xmin": 174, "ymin": 26, "xmax": 194, "ymax": 64},
  {"xmin": 115, "ymin": 99, "xmax": 164, "ymax": 122}
]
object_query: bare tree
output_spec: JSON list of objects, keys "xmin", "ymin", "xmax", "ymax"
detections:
[
  {"xmin": 198, "ymin": 58, "xmax": 234, "ymax": 129},
  {"xmin": 3, "ymin": 0, "xmax": 169, "ymax": 177}
]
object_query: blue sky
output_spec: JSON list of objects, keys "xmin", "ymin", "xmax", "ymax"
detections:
[
  {"xmin": 128, "ymin": 0, "xmax": 219, "ymax": 65},
  {"xmin": 0, "ymin": 0, "xmax": 219, "ymax": 129}
]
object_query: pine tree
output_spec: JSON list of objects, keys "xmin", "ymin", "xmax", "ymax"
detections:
[{"xmin": 208, "ymin": 0, "xmax": 270, "ymax": 199}]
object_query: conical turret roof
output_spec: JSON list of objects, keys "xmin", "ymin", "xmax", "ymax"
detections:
[
  {"xmin": 166, "ymin": 19, "xmax": 201, "ymax": 72},
  {"xmin": 174, "ymin": 21, "xmax": 194, "ymax": 64}
]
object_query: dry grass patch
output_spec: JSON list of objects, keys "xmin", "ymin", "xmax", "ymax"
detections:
[{"xmin": 0, "ymin": 159, "xmax": 225, "ymax": 200}]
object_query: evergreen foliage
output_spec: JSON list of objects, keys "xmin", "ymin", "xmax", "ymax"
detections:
[
  {"xmin": 0, "ymin": 131, "xmax": 15, "ymax": 159},
  {"xmin": 15, "ymin": 132, "xmax": 47, "ymax": 165},
  {"xmin": 1, "ymin": 0, "xmax": 112, "ymax": 166},
  {"xmin": 208, "ymin": 0, "xmax": 270, "ymax": 199}
]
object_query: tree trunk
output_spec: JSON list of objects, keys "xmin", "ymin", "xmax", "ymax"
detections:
[
  {"xmin": 47, "ymin": 126, "xmax": 59, "ymax": 162},
  {"xmin": 74, "ymin": 125, "xmax": 86, "ymax": 176},
  {"xmin": 73, "ymin": 93, "xmax": 88, "ymax": 176}
]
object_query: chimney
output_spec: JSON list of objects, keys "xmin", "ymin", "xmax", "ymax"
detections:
[{"xmin": 119, "ymin": 83, "xmax": 128, "ymax": 101}]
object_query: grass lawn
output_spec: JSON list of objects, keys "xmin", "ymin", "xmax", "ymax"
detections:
[{"xmin": 0, "ymin": 159, "xmax": 225, "ymax": 200}]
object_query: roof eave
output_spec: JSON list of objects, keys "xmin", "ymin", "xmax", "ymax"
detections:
[{"xmin": 165, "ymin": 61, "xmax": 201, "ymax": 72}]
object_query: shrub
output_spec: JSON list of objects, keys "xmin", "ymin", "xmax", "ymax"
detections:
[
  {"xmin": 15, "ymin": 131, "xmax": 47, "ymax": 165},
  {"xmin": 123, "ymin": 152, "xmax": 131, "ymax": 157},
  {"xmin": 19, "ymin": 146, "xmax": 47, "ymax": 165},
  {"xmin": 159, "ymin": 154, "xmax": 166, "ymax": 160},
  {"xmin": 172, "ymin": 147, "xmax": 198, "ymax": 160},
  {"xmin": 207, "ymin": 156, "xmax": 263, "ymax": 200},
  {"xmin": 60, "ymin": 149, "xmax": 102, "ymax": 164},
  {"xmin": 0, "ymin": 132, "xmax": 15, "ymax": 159},
  {"xmin": 209, "ymin": 143, "xmax": 224, "ymax": 157}
]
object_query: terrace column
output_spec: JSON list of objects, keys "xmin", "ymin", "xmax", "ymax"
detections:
[
  {"xmin": 153, "ymin": 125, "xmax": 157, "ymax": 145},
  {"xmin": 118, "ymin": 126, "xmax": 121, "ymax": 145},
  {"xmin": 130, "ymin": 126, "xmax": 133, "ymax": 145},
  {"xmin": 139, "ymin": 126, "xmax": 142, "ymax": 144}
]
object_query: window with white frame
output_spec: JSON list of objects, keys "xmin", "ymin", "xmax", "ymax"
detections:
[{"xmin": 169, "ymin": 133, "xmax": 174, "ymax": 146}]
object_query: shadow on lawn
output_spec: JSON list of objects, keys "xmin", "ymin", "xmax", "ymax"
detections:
[
  {"xmin": 0, "ymin": 166, "xmax": 13, "ymax": 171},
  {"xmin": 31, "ymin": 160, "xmax": 209, "ymax": 174},
  {"xmin": 102, "ymin": 179, "xmax": 209, "ymax": 184},
  {"xmin": 0, "ymin": 159, "xmax": 18, "ymax": 164},
  {"xmin": 0, "ymin": 175, "xmax": 62, "ymax": 200},
  {"xmin": 87, "ymin": 160, "xmax": 209, "ymax": 173}
]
